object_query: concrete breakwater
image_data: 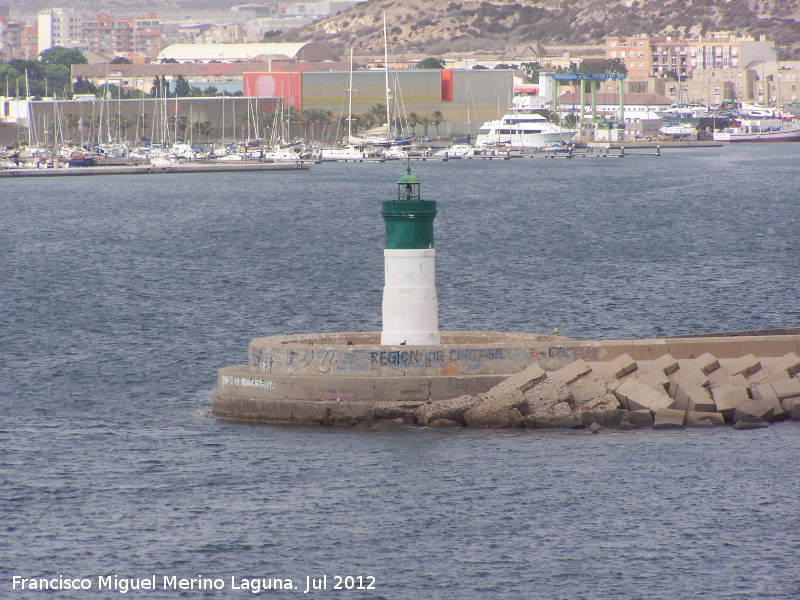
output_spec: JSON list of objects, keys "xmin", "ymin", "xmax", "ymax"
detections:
[{"xmin": 211, "ymin": 330, "xmax": 800, "ymax": 430}]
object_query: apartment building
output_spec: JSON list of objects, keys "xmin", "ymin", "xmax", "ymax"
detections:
[
  {"xmin": 0, "ymin": 17, "xmax": 36, "ymax": 60},
  {"xmin": 606, "ymin": 33, "xmax": 775, "ymax": 78},
  {"xmin": 38, "ymin": 8, "xmax": 84, "ymax": 52},
  {"xmin": 82, "ymin": 13, "xmax": 162, "ymax": 58}
]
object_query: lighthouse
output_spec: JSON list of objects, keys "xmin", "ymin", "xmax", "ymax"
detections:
[{"xmin": 381, "ymin": 166, "xmax": 440, "ymax": 346}]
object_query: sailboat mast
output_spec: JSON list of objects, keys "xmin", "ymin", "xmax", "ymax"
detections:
[
  {"xmin": 348, "ymin": 47, "xmax": 353, "ymax": 142},
  {"xmin": 383, "ymin": 11, "xmax": 391, "ymax": 139}
]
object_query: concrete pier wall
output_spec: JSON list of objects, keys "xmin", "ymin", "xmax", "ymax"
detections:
[{"xmin": 212, "ymin": 330, "xmax": 800, "ymax": 424}]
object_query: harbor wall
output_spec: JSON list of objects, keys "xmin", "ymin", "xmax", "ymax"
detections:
[{"xmin": 212, "ymin": 330, "xmax": 800, "ymax": 424}]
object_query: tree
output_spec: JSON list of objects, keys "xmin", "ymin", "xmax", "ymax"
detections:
[
  {"xmin": 369, "ymin": 102, "xmax": 387, "ymax": 125},
  {"xmin": 407, "ymin": 112, "xmax": 420, "ymax": 134},
  {"xmin": 110, "ymin": 56, "xmax": 132, "ymax": 64},
  {"xmin": 65, "ymin": 113, "xmax": 80, "ymax": 141},
  {"xmin": 174, "ymin": 74, "xmax": 191, "ymax": 97},
  {"xmin": 39, "ymin": 46, "xmax": 87, "ymax": 67},
  {"xmin": 416, "ymin": 57, "xmax": 446, "ymax": 69},
  {"xmin": 149, "ymin": 75, "xmax": 169, "ymax": 98},
  {"xmin": 97, "ymin": 84, "xmax": 123, "ymax": 99},
  {"xmin": 169, "ymin": 115, "xmax": 189, "ymax": 139},
  {"xmin": 431, "ymin": 110, "xmax": 445, "ymax": 137},
  {"xmin": 519, "ymin": 61, "xmax": 542, "ymax": 82},
  {"xmin": 602, "ymin": 58, "xmax": 627, "ymax": 75},
  {"xmin": 44, "ymin": 63, "xmax": 70, "ymax": 96},
  {"xmin": 72, "ymin": 76, "xmax": 97, "ymax": 96},
  {"xmin": 192, "ymin": 120, "xmax": 213, "ymax": 145},
  {"xmin": 419, "ymin": 114, "xmax": 432, "ymax": 136}
]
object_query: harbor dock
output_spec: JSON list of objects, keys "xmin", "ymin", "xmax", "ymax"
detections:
[{"xmin": 0, "ymin": 161, "xmax": 310, "ymax": 178}]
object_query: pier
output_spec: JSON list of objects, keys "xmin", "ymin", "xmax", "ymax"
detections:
[{"xmin": 0, "ymin": 161, "xmax": 310, "ymax": 178}]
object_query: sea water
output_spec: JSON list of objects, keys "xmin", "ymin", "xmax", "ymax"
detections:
[{"xmin": 2, "ymin": 144, "xmax": 800, "ymax": 599}]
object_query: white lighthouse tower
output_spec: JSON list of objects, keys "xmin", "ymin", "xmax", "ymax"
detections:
[{"xmin": 380, "ymin": 167, "xmax": 440, "ymax": 346}]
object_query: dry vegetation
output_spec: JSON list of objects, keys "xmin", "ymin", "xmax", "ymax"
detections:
[{"xmin": 277, "ymin": 0, "xmax": 800, "ymax": 58}]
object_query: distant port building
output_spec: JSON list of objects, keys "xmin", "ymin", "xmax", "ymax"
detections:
[
  {"xmin": 605, "ymin": 33, "xmax": 785, "ymax": 105},
  {"xmin": 69, "ymin": 47, "xmax": 514, "ymax": 141}
]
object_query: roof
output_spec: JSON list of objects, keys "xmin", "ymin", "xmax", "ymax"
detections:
[
  {"xmin": 156, "ymin": 42, "xmax": 337, "ymax": 63},
  {"xmin": 71, "ymin": 60, "xmax": 352, "ymax": 80}
]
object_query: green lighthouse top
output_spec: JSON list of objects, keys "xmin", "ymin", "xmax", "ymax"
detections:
[
  {"xmin": 397, "ymin": 165, "xmax": 421, "ymax": 202},
  {"xmin": 382, "ymin": 165, "xmax": 437, "ymax": 250}
]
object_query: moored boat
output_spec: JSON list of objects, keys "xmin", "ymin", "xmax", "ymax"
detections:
[
  {"xmin": 713, "ymin": 118, "xmax": 800, "ymax": 142},
  {"xmin": 475, "ymin": 100, "xmax": 577, "ymax": 149}
]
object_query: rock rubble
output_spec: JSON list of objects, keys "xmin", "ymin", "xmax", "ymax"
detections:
[{"xmin": 407, "ymin": 352, "xmax": 800, "ymax": 431}]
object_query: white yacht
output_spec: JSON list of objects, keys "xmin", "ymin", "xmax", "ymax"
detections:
[
  {"xmin": 713, "ymin": 118, "xmax": 800, "ymax": 142},
  {"xmin": 475, "ymin": 100, "xmax": 577, "ymax": 149}
]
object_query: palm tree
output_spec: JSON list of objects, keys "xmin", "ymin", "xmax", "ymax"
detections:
[
  {"xmin": 65, "ymin": 113, "xmax": 80, "ymax": 142},
  {"xmin": 407, "ymin": 112, "xmax": 420, "ymax": 135},
  {"xmin": 369, "ymin": 102, "xmax": 387, "ymax": 126},
  {"xmin": 361, "ymin": 112, "xmax": 376, "ymax": 131},
  {"xmin": 431, "ymin": 110, "xmax": 445, "ymax": 138},
  {"xmin": 169, "ymin": 115, "xmax": 189, "ymax": 140},
  {"xmin": 419, "ymin": 114, "xmax": 432, "ymax": 137},
  {"xmin": 193, "ymin": 120, "xmax": 213, "ymax": 146}
]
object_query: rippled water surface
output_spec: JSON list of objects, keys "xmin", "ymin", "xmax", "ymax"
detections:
[{"xmin": 2, "ymin": 145, "xmax": 800, "ymax": 599}]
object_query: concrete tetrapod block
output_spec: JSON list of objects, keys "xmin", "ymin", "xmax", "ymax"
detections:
[
  {"xmin": 523, "ymin": 378, "xmax": 574, "ymax": 412},
  {"xmin": 770, "ymin": 378, "xmax": 800, "ymax": 403},
  {"xmin": 728, "ymin": 354, "xmax": 763, "ymax": 378},
  {"xmin": 628, "ymin": 409, "xmax": 654, "ymax": 428},
  {"xmin": 614, "ymin": 379, "xmax": 673, "ymax": 414},
  {"xmin": 668, "ymin": 370, "xmax": 709, "ymax": 399},
  {"xmin": 429, "ymin": 419, "xmax": 461, "ymax": 428},
  {"xmin": 524, "ymin": 401, "xmax": 582, "ymax": 429},
  {"xmin": 733, "ymin": 418, "xmax": 770, "ymax": 430},
  {"xmin": 604, "ymin": 408, "xmax": 629, "ymax": 428},
  {"xmin": 686, "ymin": 388, "xmax": 717, "ymax": 413},
  {"xmin": 653, "ymin": 407, "xmax": 686, "ymax": 429},
  {"xmin": 550, "ymin": 359, "xmax": 592, "ymax": 385},
  {"xmin": 686, "ymin": 411, "xmax": 725, "ymax": 428},
  {"xmin": 783, "ymin": 353, "xmax": 800, "ymax": 378},
  {"xmin": 733, "ymin": 399, "xmax": 775, "ymax": 424},
  {"xmin": 415, "ymin": 395, "xmax": 478, "ymax": 426},
  {"xmin": 643, "ymin": 353, "xmax": 680, "ymax": 376},
  {"xmin": 750, "ymin": 383, "xmax": 784, "ymax": 421},
  {"xmin": 711, "ymin": 382, "xmax": 750, "ymax": 422},
  {"xmin": 463, "ymin": 365, "xmax": 548, "ymax": 427},
  {"xmin": 606, "ymin": 353, "xmax": 638, "ymax": 379},
  {"xmin": 696, "ymin": 352, "xmax": 721, "ymax": 375},
  {"xmin": 577, "ymin": 393, "xmax": 621, "ymax": 427},
  {"xmin": 792, "ymin": 399, "xmax": 800, "ymax": 421},
  {"xmin": 570, "ymin": 377, "xmax": 612, "ymax": 406},
  {"xmin": 782, "ymin": 398, "xmax": 800, "ymax": 420},
  {"xmin": 501, "ymin": 362, "xmax": 548, "ymax": 394}
]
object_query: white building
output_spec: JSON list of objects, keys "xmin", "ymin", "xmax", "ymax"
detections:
[
  {"xmin": 156, "ymin": 42, "xmax": 338, "ymax": 63},
  {"xmin": 37, "ymin": 8, "xmax": 83, "ymax": 53},
  {"xmin": 284, "ymin": 1, "xmax": 364, "ymax": 17}
]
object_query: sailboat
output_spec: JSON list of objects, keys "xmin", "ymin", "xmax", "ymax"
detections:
[{"xmin": 319, "ymin": 48, "xmax": 369, "ymax": 160}]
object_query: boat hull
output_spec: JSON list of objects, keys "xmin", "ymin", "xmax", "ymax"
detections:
[{"xmin": 713, "ymin": 118, "xmax": 800, "ymax": 142}]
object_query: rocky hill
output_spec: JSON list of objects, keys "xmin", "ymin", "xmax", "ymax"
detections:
[{"xmin": 279, "ymin": 0, "xmax": 800, "ymax": 59}]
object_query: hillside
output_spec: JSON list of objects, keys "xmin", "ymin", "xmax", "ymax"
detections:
[{"xmin": 278, "ymin": 0, "xmax": 800, "ymax": 59}]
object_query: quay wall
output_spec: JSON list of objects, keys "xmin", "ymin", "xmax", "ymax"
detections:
[{"xmin": 212, "ymin": 330, "xmax": 800, "ymax": 423}]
